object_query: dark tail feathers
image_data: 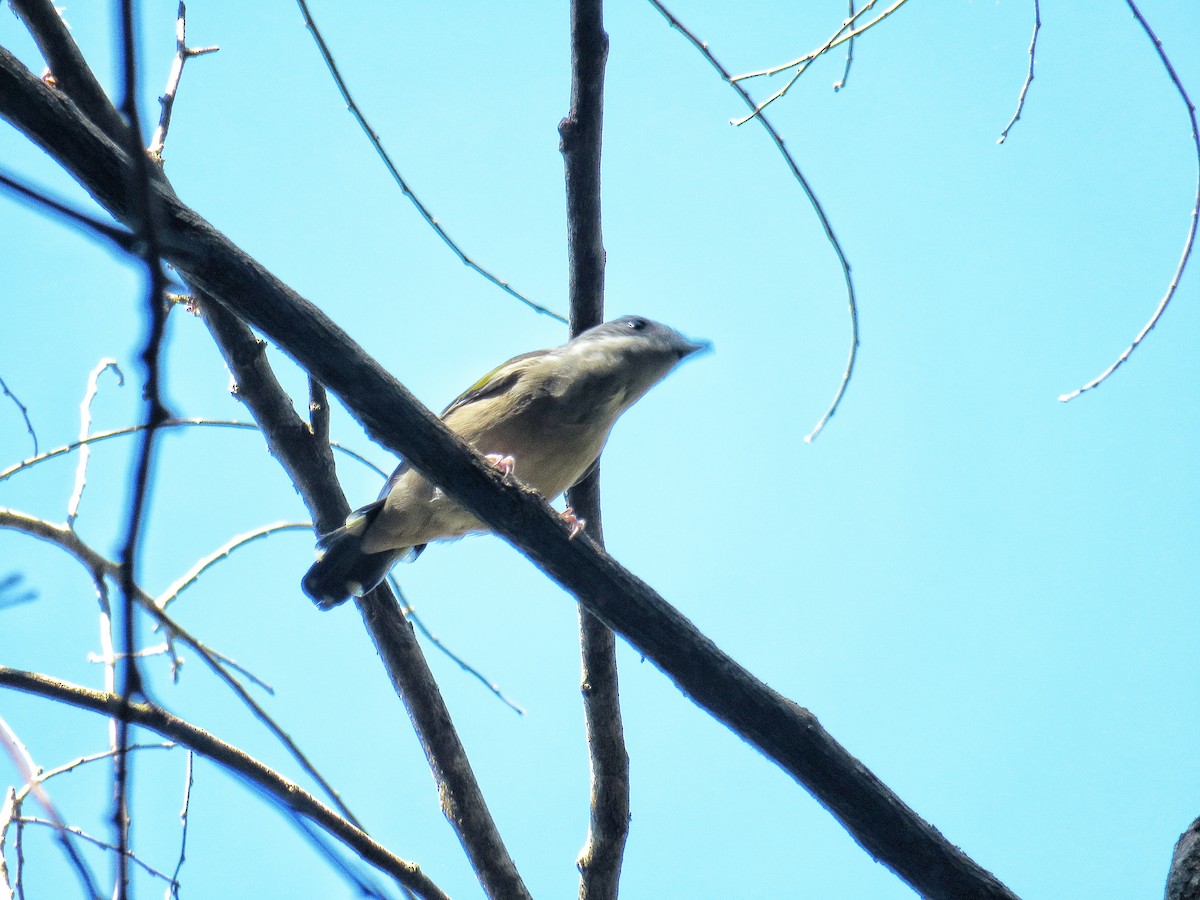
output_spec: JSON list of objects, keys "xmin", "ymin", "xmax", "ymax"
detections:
[{"xmin": 302, "ymin": 521, "xmax": 400, "ymax": 610}]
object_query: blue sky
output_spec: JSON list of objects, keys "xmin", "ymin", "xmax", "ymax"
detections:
[{"xmin": 1, "ymin": 2, "xmax": 1198, "ymax": 898}]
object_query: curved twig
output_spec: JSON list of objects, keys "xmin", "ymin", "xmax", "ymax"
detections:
[
  {"xmin": 647, "ymin": 1, "xmax": 858, "ymax": 442},
  {"xmin": 156, "ymin": 521, "xmax": 311, "ymax": 610},
  {"xmin": 293, "ymin": 0, "xmax": 564, "ymax": 324},
  {"xmin": 997, "ymin": 0, "xmax": 1042, "ymax": 144},
  {"xmin": 1058, "ymin": 0, "xmax": 1199, "ymax": 402}
]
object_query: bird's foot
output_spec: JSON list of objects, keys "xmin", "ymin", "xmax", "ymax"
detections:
[
  {"xmin": 485, "ymin": 453, "xmax": 517, "ymax": 479},
  {"xmin": 560, "ymin": 507, "xmax": 587, "ymax": 539}
]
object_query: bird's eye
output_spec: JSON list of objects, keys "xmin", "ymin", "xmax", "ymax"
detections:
[{"xmin": 626, "ymin": 317, "xmax": 647, "ymax": 331}]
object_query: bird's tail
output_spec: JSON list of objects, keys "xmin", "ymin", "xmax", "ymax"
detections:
[{"xmin": 302, "ymin": 501, "xmax": 401, "ymax": 610}]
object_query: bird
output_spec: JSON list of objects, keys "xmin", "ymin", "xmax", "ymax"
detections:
[{"xmin": 301, "ymin": 315, "xmax": 709, "ymax": 609}]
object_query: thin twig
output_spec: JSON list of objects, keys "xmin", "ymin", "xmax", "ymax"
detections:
[
  {"xmin": 197, "ymin": 295, "xmax": 531, "ymax": 898},
  {"xmin": 148, "ymin": 2, "xmax": 219, "ymax": 162},
  {"xmin": 156, "ymin": 522, "xmax": 311, "ymax": 611},
  {"xmin": 292, "ymin": 0, "xmax": 565, "ymax": 323},
  {"xmin": 0, "ymin": 420, "xmax": 387, "ymax": 484},
  {"xmin": 0, "ymin": 788, "xmax": 14, "ymax": 896},
  {"xmin": 389, "ymin": 577, "xmax": 525, "ymax": 715},
  {"xmin": 0, "ymin": 375, "xmax": 38, "ymax": 458},
  {"xmin": 0, "ymin": 169, "xmax": 137, "ymax": 251},
  {"xmin": 0, "ymin": 573, "xmax": 37, "ymax": 609},
  {"xmin": 19, "ymin": 818, "xmax": 178, "ymax": 884},
  {"xmin": 1058, "ymin": 0, "xmax": 1199, "ymax": 402},
  {"xmin": 17, "ymin": 744, "xmax": 175, "ymax": 802},
  {"xmin": 0, "ymin": 713, "xmax": 102, "ymax": 898},
  {"xmin": 647, "ymin": 1, "xmax": 859, "ymax": 442},
  {"xmin": 833, "ymin": 0, "xmax": 858, "ymax": 92},
  {"xmin": 997, "ymin": 0, "xmax": 1041, "ymax": 144},
  {"xmin": 729, "ymin": 0, "xmax": 910, "ymax": 125},
  {"xmin": 166, "ymin": 751, "xmax": 193, "ymax": 900},
  {"xmin": 68, "ymin": 359, "xmax": 124, "ymax": 527},
  {"xmin": 288, "ymin": 814, "xmax": 397, "ymax": 900}
]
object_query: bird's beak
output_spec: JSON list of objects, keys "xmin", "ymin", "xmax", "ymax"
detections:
[{"xmin": 680, "ymin": 337, "xmax": 713, "ymax": 359}]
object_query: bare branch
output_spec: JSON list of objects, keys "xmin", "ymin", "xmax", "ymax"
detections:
[
  {"xmin": 19, "ymin": 818, "xmax": 174, "ymax": 884},
  {"xmin": 833, "ymin": 0, "xmax": 858, "ymax": 92},
  {"xmin": 0, "ymin": 668, "xmax": 453, "ymax": 900},
  {"xmin": 0, "ymin": 714, "xmax": 102, "ymax": 899},
  {"xmin": 198, "ymin": 297, "xmax": 532, "ymax": 898},
  {"xmin": 0, "ymin": 44, "xmax": 1018, "ymax": 899},
  {"xmin": 0, "ymin": 573, "xmax": 37, "ymax": 610},
  {"xmin": 0, "ymin": 507, "xmax": 362, "ymax": 830},
  {"xmin": 166, "ymin": 752, "xmax": 193, "ymax": 900},
  {"xmin": 390, "ymin": 577, "xmax": 526, "ymax": 715},
  {"xmin": 558, "ymin": 2, "xmax": 629, "ymax": 895},
  {"xmin": 0, "ymin": 169, "xmax": 137, "ymax": 251},
  {"xmin": 148, "ymin": 2, "xmax": 219, "ymax": 162},
  {"xmin": 112, "ymin": 3, "xmax": 174, "ymax": 885},
  {"xmin": 997, "ymin": 0, "xmax": 1042, "ymax": 144},
  {"xmin": 0, "ymin": 375, "xmax": 38, "ymax": 459},
  {"xmin": 1058, "ymin": 0, "xmax": 1199, "ymax": 402},
  {"xmin": 645, "ymin": 1, "xmax": 859, "ymax": 442},
  {"xmin": 729, "ymin": 0, "xmax": 910, "ymax": 124},
  {"xmin": 155, "ymin": 522, "xmax": 311, "ymax": 611},
  {"xmin": 293, "ymin": 0, "xmax": 564, "ymax": 323},
  {"xmin": 68, "ymin": 359, "xmax": 124, "ymax": 527},
  {"xmin": 9, "ymin": 0, "xmax": 127, "ymax": 141}
]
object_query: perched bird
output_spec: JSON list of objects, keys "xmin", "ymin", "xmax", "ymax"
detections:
[{"xmin": 302, "ymin": 315, "xmax": 709, "ymax": 609}]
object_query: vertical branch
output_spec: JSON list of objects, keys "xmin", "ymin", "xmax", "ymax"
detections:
[
  {"xmin": 147, "ymin": 2, "xmax": 219, "ymax": 163},
  {"xmin": 558, "ymin": 4, "xmax": 629, "ymax": 898},
  {"xmin": 69, "ymin": 359, "xmax": 123, "ymax": 527},
  {"xmin": 113, "ymin": 3, "xmax": 172, "ymax": 896}
]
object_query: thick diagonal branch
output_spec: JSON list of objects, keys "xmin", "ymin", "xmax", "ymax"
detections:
[{"xmin": 0, "ymin": 46, "xmax": 1018, "ymax": 900}]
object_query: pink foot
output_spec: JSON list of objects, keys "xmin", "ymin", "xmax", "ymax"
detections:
[
  {"xmin": 560, "ymin": 507, "xmax": 587, "ymax": 539},
  {"xmin": 485, "ymin": 453, "xmax": 516, "ymax": 478}
]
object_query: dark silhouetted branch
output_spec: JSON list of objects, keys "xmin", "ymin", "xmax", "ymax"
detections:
[
  {"xmin": 0, "ymin": 41, "xmax": 1018, "ymax": 900},
  {"xmin": 0, "ymin": 667, "xmax": 452, "ymax": 900},
  {"xmin": 559, "ymin": 2, "xmax": 629, "ymax": 897}
]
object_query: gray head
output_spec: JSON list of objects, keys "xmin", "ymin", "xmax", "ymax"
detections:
[
  {"xmin": 572, "ymin": 315, "xmax": 710, "ymax": 359},
  {"xmin": 562, "ymin": 315, "xmax": 710, "ymax": 408}
]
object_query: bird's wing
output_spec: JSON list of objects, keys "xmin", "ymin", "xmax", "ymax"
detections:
[
  {"xmin": 372, "ymin": 349, "xmax": 555, "ymax": 501},
  {"xmin": 439, "ymin": 348, "xmax": 553, "ymax": 418}
]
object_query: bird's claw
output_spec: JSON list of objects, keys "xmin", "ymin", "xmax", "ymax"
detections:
[
  {"xmin": 485, "ymin": 453, "xmax": 517, "ymax": 479},
  {"xmin": 560, "ymin": 507, "xmax": 586, "ymax": 539}
]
